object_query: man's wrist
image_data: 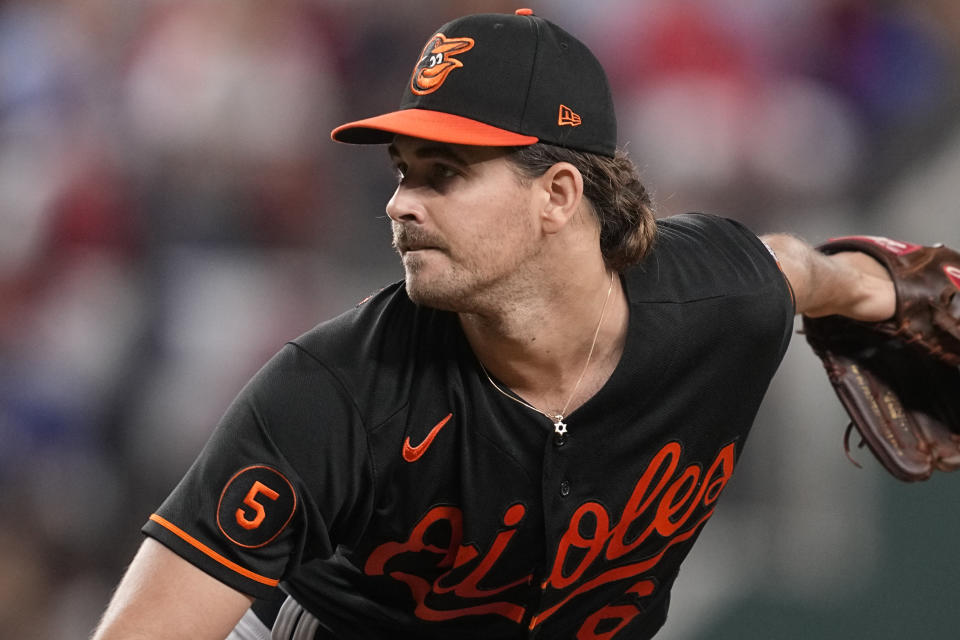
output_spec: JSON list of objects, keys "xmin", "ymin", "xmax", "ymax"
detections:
[{"xmin": 828, "ymin": 251, "xmax": 896, "ymax": 321}]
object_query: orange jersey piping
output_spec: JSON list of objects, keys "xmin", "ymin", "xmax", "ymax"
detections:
[{"xmin": 149, "ymin": 514, "xmax": 280, "ymax": 587}]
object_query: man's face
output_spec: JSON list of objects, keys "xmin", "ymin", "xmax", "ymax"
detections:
[{"xmin": 387, "ymin": 136, "xmax": 543, "ymax": 312}]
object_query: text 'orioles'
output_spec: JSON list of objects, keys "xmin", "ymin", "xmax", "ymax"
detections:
[{"xmin": 365, "ymin": 441, "xmax": 736, "ymax": 638}]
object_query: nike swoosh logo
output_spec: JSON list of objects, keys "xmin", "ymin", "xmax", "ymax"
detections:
[{"xmin": 402, "ymin": 413, "xmax": 453, "ymax": 462}]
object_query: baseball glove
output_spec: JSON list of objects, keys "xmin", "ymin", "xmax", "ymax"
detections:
[{"xmin": 802, "ymin": 236, "xmax": 960, "ymax": 482}]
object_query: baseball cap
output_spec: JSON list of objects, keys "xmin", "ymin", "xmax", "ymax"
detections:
[{"xmin": 330, "ymin": 9, "xmax": 617, "ymax": 157}]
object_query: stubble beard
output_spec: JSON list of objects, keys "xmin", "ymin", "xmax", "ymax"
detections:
[
  {"xmin": 391, "ymin": 220, "xmax": 478, "ymax": 311},
  {"xmin": 400, "ymin": 253, "xmax": 477, "ymax": 311},
  {"xmin": 391, "ymin": 236, "xmax": 457, "ymax": 311},
  {"xmin": 401, "ymin": 244, "xmax": 544, "ymax": 316},
  {"xmin": 392, "ymin": 207, "xmax": 539, "ymax": 314}
]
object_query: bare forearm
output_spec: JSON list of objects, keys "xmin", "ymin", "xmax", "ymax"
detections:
[
  {"xmin": 92, "ymin": 539, "xmax": 254, "ymax": 640},
  {"xmin": 761, "ymin": 233, "xmax": 896, "ymax": 321}
]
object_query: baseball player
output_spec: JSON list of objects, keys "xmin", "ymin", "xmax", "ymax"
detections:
[{"xmin": 94, "ymin": 9, "xmax": 936, "ymax": 640}]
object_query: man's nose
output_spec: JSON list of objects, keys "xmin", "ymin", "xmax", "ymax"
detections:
[{"xmin": 386, "ymin": 185, "xmax": 426, "ymax": 223}]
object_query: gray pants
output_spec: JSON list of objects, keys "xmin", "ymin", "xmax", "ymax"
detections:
[{"xmin": 227, "ymin": 597, "xmax": 323, "ymax": 640}]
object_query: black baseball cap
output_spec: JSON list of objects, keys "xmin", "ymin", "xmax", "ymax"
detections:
[{"xmin": 331, "ymin": 9, "xmax": 617, "ymax": 157}]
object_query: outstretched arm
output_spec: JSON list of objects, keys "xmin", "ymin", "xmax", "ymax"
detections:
[
  {"xmin": 761, "ymin": 233, "xmax": 896, "ymax": 321},
  {"xmin": 92, "ymin": 538, "xmax": 254, "ymax": 640}
]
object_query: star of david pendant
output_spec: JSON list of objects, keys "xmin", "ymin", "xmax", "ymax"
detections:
[{"xmin": 553, "ymin": 417, "xmax": 568, "ymax": 436}]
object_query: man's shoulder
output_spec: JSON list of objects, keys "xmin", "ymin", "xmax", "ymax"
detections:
[
  {"xmin": 290, "ymin": 280, "xmax": 456, "ymax": 370},
  {"xmin": 627, "ymin": 213, "xmax": 783, "ymax": 301},
  {"xmin": 292, "ymin": 281, "xmax": 410, "ymax": 356},
  {"xmin": 244, "ymin": 281, "xmax": 457, "ymax": 428},
  {"xmin": 295, "ymin": 280, "xmax": 403, "ymax": 341},
  {"xmin": 654, "ymin": 212, "xmax": 754, "ymax": 245}
]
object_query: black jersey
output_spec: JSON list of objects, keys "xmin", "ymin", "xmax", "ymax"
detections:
[{"xmin": 144, "ymin": 213, "xmax": 794, "ymax": 639}]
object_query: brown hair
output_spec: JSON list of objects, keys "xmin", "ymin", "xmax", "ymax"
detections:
[{"xmin": 507, "ymin": 144, "xmax": 657, "ymax": 271}]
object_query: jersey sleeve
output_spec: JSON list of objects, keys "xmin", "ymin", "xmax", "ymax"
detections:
[
  {"xmin": 142, "ymin": 342, "xmax": 373, "ymax": 599},
  {"xmin": 647, "ymin": 213, "xmax": 796, "ymax": 357}
]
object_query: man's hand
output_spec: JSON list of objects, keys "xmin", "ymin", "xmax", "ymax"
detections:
[{"xmin": 768, "ymin": 233, "xmax": 960, "ymax": 482}]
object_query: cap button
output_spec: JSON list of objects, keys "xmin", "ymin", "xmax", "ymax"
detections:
[{"xmin": 515, "ymin": 8, "xmax": 534, "ymax": 16}]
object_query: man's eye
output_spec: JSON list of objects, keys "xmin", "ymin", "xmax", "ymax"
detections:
[{"xmin": 432, "ymin": 164, "xmax": 457, "ymax": 179}]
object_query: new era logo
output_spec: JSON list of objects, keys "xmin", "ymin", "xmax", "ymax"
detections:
[{"xmin": 558, "ymin": 104, "xmax": 581, "ymax": 127}]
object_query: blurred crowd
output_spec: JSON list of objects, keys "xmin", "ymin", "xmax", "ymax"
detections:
[{"xmin": 0, "ymin": 1, "xmax": 958, "ymax": 638}]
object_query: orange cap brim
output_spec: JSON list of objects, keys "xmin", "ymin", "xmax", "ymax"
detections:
[{"xmin": 331, "ymin": 108, "xmax": 539, "ymax": 147}]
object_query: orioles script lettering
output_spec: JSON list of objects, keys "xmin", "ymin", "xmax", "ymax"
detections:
[{"xmin": 364, "ymin": 441, "xmax": 736, "ymax": 636}]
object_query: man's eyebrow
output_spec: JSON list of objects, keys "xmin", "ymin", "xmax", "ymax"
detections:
[{"xmin": 387, "ymin": 143, "xmax": 470, "ymax": 167}]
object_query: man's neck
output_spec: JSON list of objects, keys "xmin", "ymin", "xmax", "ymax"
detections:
[{"xmin": 459, "ymin": 267, "xmax": 628, "ymax": 417}]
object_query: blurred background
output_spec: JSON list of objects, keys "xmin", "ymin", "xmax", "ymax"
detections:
[{"xmin": 0, "ymin": 0, "xmax": 958, "ymax": 638}]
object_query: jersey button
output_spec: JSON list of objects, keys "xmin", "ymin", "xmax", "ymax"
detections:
[
  {"xmin": 554, "ymin": 432, "xmax": 566, "ymax": 447},
  {"xmin": 560, "ymin": 480, "xmax": 570, "ymax": 496}
]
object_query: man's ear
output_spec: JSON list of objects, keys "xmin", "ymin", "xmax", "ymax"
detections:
[{"xmin": 536, "ymin": 162, "xmax": 584, "ymax": 234}]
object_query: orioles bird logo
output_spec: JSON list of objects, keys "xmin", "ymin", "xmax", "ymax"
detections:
[{"xmin": 411, "ymin": 33, "xmax": 475, "ymax": 95}]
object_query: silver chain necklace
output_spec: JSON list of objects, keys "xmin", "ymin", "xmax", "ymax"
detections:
[{"xmin": 478, "ymin": 271, "xmax": 615, "ymax": 437}]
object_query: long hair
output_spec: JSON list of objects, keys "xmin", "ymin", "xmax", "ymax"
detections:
[{"xmin": 507, "ymin": 144, "xmax": 657, "ymax": 271}]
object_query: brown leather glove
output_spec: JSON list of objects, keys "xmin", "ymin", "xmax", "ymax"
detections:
[{"xmin": 802, "ymin": 236, "xmax": 960, "ymax": 482}]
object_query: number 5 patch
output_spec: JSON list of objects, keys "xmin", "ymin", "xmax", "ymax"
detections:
[{"xmin": 217, "ymin": 465, "xmax": 297, "ymax": 548}]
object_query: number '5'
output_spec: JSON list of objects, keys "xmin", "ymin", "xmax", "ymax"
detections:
[{"xmin": 236, "ymin": 480, "xmax": 280, "ymax": 530}]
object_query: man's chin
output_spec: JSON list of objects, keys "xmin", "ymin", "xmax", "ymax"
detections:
[
  {"xmin": 404, "ymin": 275, "xmax": 462, "ymax": 311},
  {"xmin": 405, "ymin": 283, "xmax": 450, "ymax": 310}
]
